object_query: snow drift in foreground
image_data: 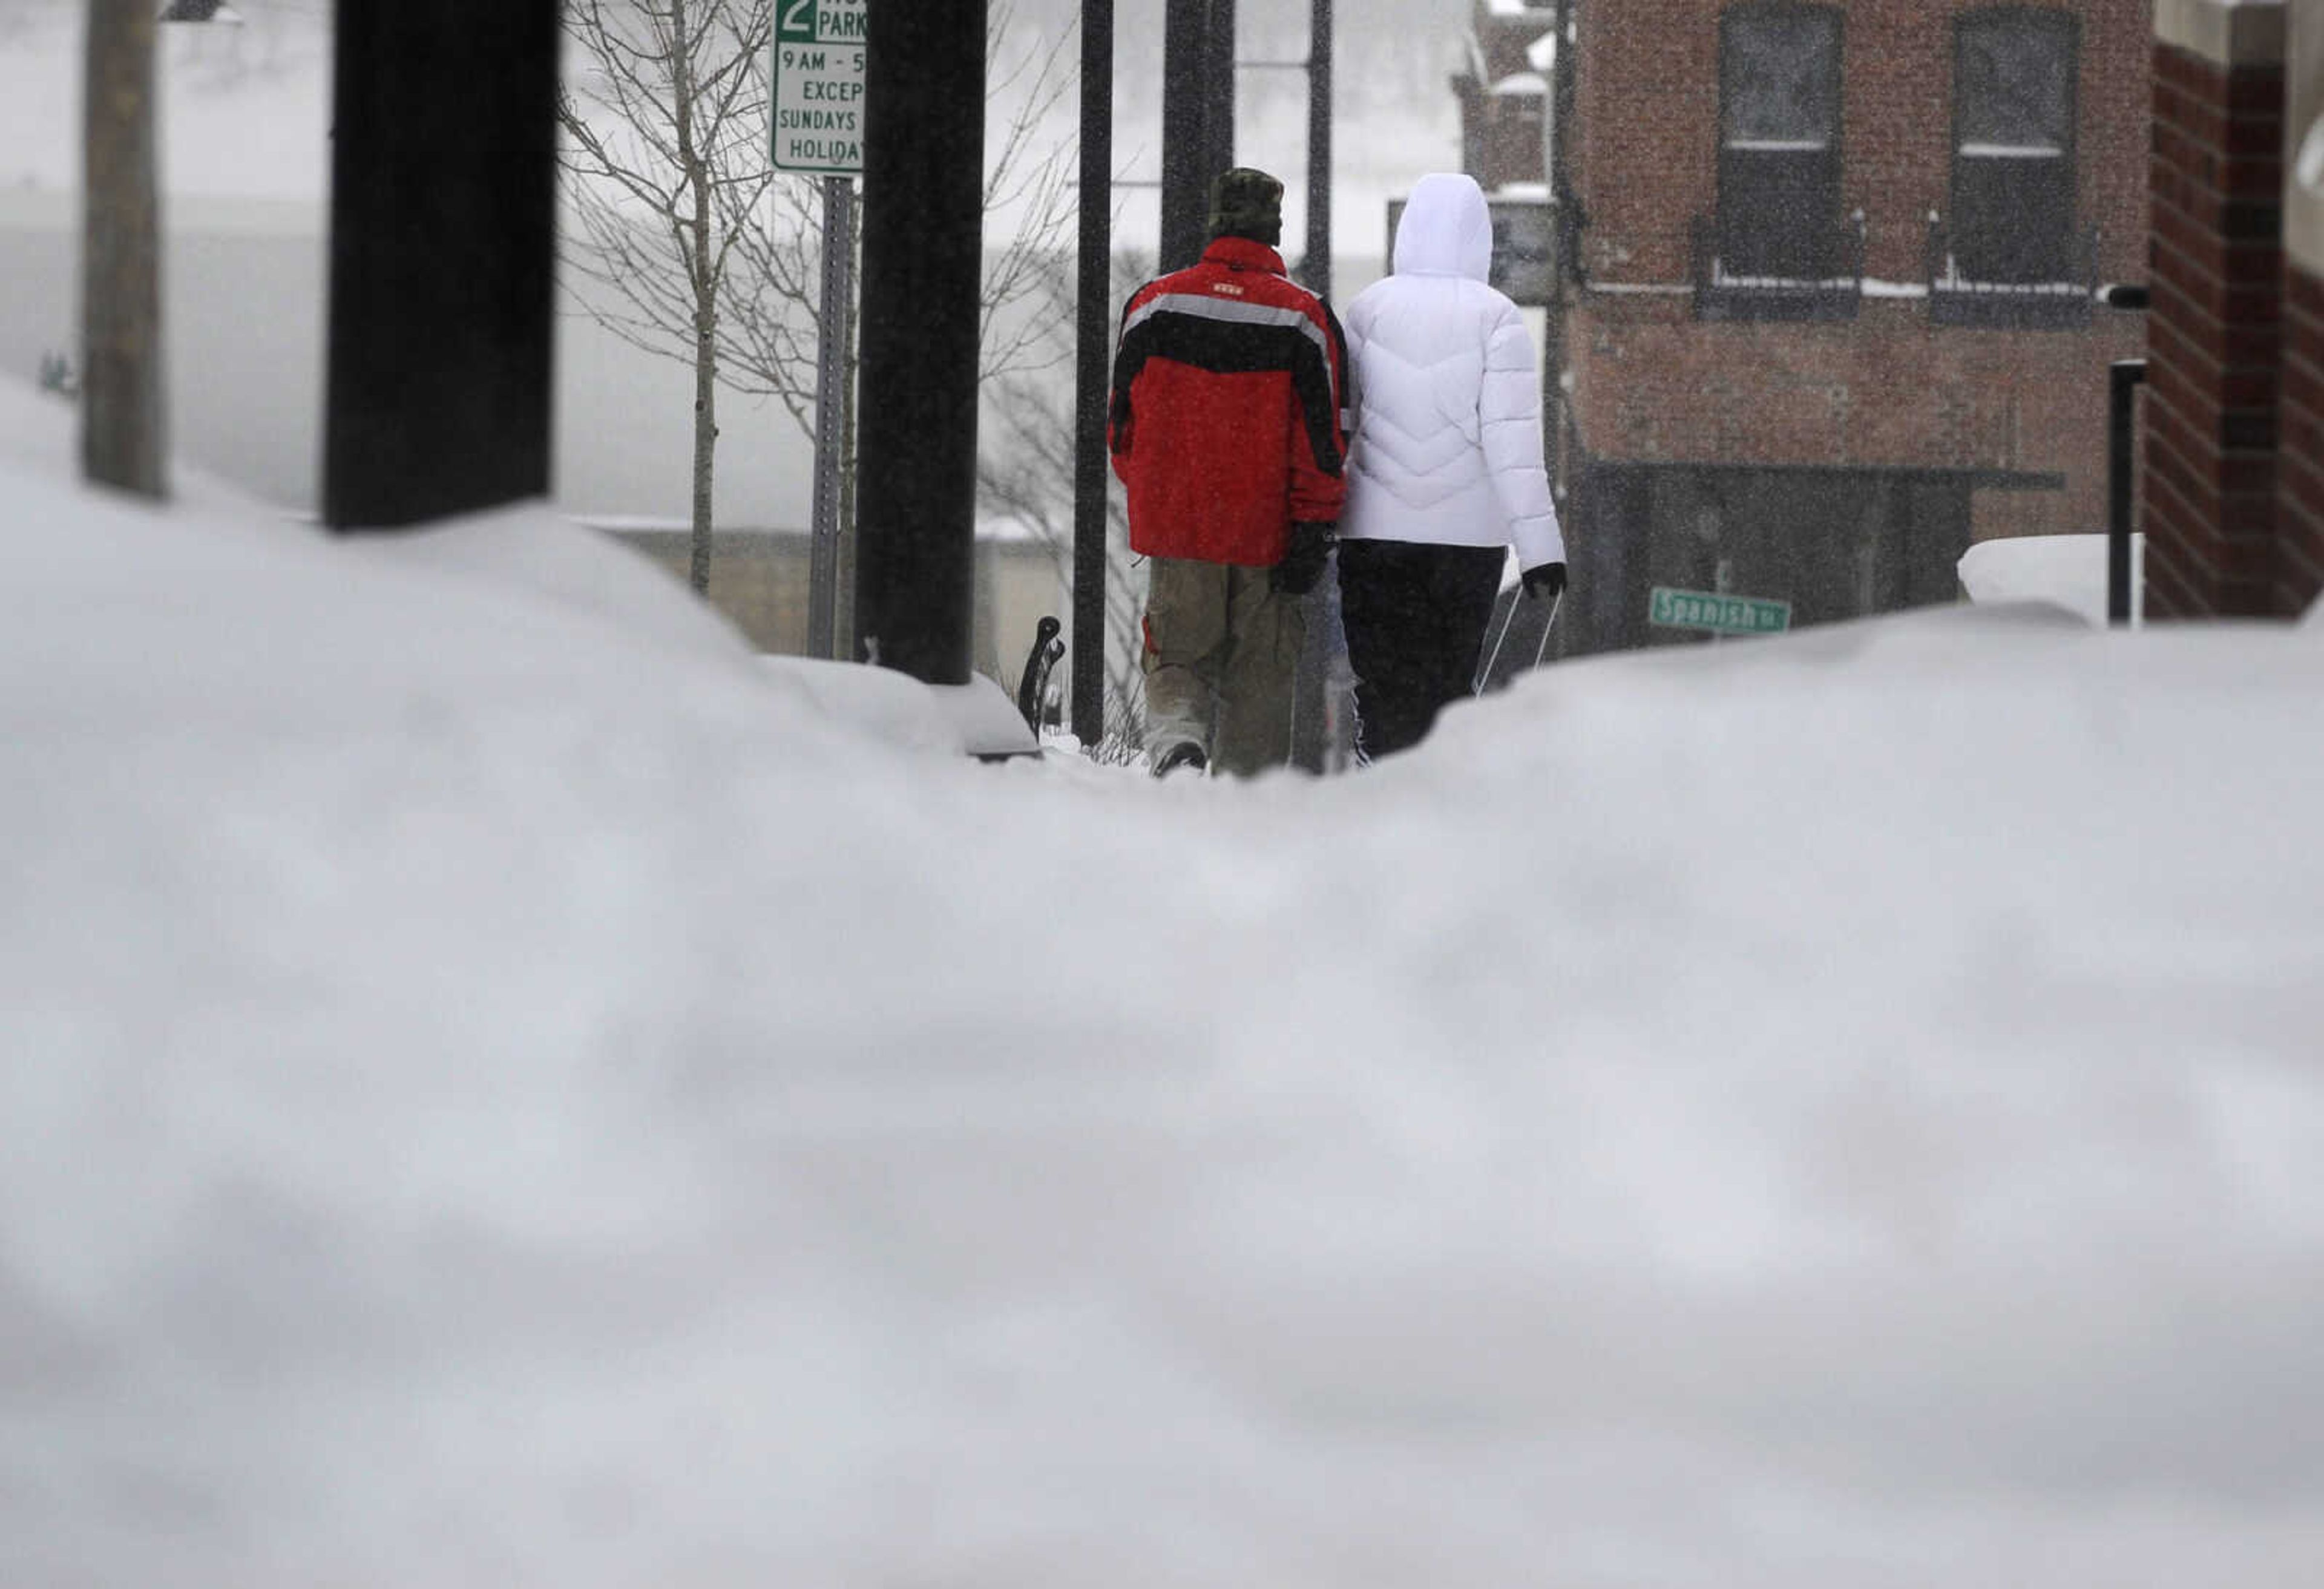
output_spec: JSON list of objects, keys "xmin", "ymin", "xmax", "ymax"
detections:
[{"xmin": 4, "ymin": 385, "xmax": 2323, "ymax": 1586}]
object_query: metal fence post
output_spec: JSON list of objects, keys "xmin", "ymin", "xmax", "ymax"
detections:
[{"xmin": 807, "ymin": 175, "xmax": 856, "ymax": 660}]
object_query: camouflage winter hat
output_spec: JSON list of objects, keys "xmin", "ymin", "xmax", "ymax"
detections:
[{"xmin": 1208, "ymin": 167, "xmax": 1284, "ymax": 244}]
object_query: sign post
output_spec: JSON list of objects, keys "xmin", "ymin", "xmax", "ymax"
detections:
[
  {"xmin": 772, "ymin": 0, "xmax": 867, "ymax": 658},
  {"xmin": 1647, "ymin": 585, "xmax": 1793, "ymax": 637}
]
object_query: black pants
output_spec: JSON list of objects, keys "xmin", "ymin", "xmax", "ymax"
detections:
[{"xmin": 1337, "ymin": 539, "xmax": 1506, "ymax": 759}]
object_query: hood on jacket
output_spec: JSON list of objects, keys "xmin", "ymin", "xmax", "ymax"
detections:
[{"xmin": 1391, "ymin": 172, "xmax": 1493, "ymax": 282}]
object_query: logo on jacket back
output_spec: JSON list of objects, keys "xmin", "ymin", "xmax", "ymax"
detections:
[{"xmin": 1210, "ymin": 282, "xmax": 1245, "ymax": 297}]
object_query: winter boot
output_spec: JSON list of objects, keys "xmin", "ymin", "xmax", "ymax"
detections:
[{"xmin": 1152, "ymin": 741, "xmax": 1208, "ymax": 779}]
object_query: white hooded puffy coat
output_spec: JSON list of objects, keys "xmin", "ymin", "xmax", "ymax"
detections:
[{"xmin": 1339, "ymin": 173, "xmax": 1565, "ymax": 571}]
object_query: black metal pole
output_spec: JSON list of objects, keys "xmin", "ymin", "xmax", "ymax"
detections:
[
  {"xmin": 855, "ymin": 0, "xmax": 987, "ymax": 683},
  {"xmin": 1546, "ymin": 0, "xmax": 1580, "ymax": 658},
  {"xmin": 1207, "ymin": 0, "xmax": 1238, "ymax": 212},
  {"xmin": 1304, "ymin": 0, "xmax": 1331, "ymax": 297},
  {"xmin": 2109, "ymin": 358, "xmax": 2146, "ymax": 626},
  {"xmin": 1161, "ymin": 0, "xmax": 1235, "ymax": 270},
  {"xmin": 1072, "ymin": 0, "xmax": 1115, "ymax": 743},
  {"xmin": 323, "ymin": 0, "xmax": 559, "ymax": 529}
]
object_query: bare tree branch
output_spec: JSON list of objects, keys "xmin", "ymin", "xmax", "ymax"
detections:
[
  {"xmin": 562, "ymin": 0, "xmax": 1082, "ymax": 640},
  {"xmin": 560, "ymin": 0, "xmax": 775, "ymax": 592}
]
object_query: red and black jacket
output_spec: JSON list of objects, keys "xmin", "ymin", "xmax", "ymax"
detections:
[{"xmin": 1108, "ymin": 237, "xmax": 1351, "ymax": 567}]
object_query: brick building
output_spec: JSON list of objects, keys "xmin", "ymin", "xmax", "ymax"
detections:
[
  {"xmin": 1526, "ymin": 1, "xmax": 2151, "ymax": 652},
  {"xmin": 1452, "ymin": 1, "xmax": 1560, "ymax": 193},
  {"xmin": 2141, "ymin": 0, "xmax": 2324, "ymax": 618}
]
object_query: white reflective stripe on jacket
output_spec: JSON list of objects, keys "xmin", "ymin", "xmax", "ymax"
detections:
[{"xmin": 1339, "ymin": 172, "xmax": 1565, "ymax": 572}]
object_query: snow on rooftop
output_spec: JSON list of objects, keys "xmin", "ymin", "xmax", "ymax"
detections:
[{"xmin": 5, "ymin": 376, "xmax": 2324, "ymax": 1586}]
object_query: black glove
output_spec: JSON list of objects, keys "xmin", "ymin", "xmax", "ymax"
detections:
[
  {"xmin": 1521, "ymin": 560, "xmax": 1567, "ymax": 600},
  {"xmin": 1271, "ymin": 522, "xmax": 1334, "ymax": 595}
]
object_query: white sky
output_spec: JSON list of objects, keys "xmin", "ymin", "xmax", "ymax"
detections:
[{"xmin": 0, "ymin": 0, "xmax": 1475, "ymax": 259}]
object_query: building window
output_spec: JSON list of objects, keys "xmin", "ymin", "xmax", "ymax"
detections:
[
  {"xmin": 1716, "ymin": 4, "xmax": 1843, "ymax": 281},
  {"xmin": 1949, "ymin": 8, "xmax": 2079, "ymax": 284}
]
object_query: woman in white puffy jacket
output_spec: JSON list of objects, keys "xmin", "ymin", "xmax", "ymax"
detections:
[{"xmin": 1338, "ymin": 171, "xmax": 1566, "ymax": 758}]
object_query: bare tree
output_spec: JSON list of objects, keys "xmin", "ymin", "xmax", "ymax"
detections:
[
  {"xmin": 559, "ymin": 0, "xmax": 776, "ymax": 594},
  {"xmin": 720, "ymin": 3, "xmax": 1075, "ymax": 424},
  {"xmin": 559, "ymin": 0, "xmax": 1077, "ymax": 601}
]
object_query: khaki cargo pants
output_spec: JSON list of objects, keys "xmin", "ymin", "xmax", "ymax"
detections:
[{"xmin": 1141, "ymin": 555, "xmax": 1308, "ymax": 778}]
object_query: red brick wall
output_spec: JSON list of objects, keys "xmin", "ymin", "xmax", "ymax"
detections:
[
  {"xmin": 2143, "ymin": 42, "xmax": 2285, "ymax": 617},
  {"xmin": 2279, "ymin": 265, "xmax": 2324, "ymax": 609},
  {"xmin": 1567, "ymin": 1, "xmax": 2152, "ymax": 538},
  {"xmin": 1569, "ymin": 3, "xmax": 1717, "ymax": 284},
  {"xmin": 1574, "ymin": 1, "xmax": 2147, "ymax": 287},
  {"xmin": 1572, "ymin": 297, "xmax": 2131, "ymax": 460}
]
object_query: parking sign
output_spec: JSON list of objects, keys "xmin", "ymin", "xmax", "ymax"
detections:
[{"xmin": 771, "ymin": 0, "xmax": 866, "ymax": 175}]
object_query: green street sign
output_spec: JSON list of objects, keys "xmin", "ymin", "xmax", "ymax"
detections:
[
  {"xmin": 1649, "ymin": 585, "xmax": 1792, "ymax": 636},
  {"xmin": 771, "ymin": 0, "xmax": 866, "ymax": 174}
]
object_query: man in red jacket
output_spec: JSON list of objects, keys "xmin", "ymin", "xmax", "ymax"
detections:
[{"xmin": 1110, "ymin": 168, "xmax": 1351, "ymax": 778}]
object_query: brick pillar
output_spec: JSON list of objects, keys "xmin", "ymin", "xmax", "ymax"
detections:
[
  {"xmin": 2279, "ymin": 1, "xmax": 2324, "ymax": 612},
  {"xmin": 2146, "ymin": 0, "xmax": 2286, "ymax": 618}
]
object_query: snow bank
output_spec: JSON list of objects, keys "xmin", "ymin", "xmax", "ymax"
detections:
[
  {"xmin": 5, "ymin": 410, "xmax": 2324, "ymax": 1587},
  {"xmin": 1958, "ymin": 531, "xmax": 2144, "ymax": 626}
]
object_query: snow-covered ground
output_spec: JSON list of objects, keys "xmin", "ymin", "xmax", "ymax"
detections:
[{"xmin": 6, "ymin": 378, "xmax": 2324, "ymax": 1587}]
